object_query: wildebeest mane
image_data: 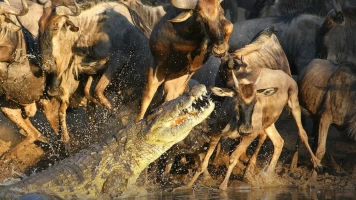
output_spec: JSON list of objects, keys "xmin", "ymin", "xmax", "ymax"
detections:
[
  {"xmin": 261, "ymin": 0, "xmax": 333, "ymax": 19},
  {"xmin": 272, "ymin": 7, "xmax": 329, "ymax": 24},
  {"xmin": 231, "ymin": 30, "xmax": 291, "ymax": 76},
  {"xmin": 66, "ymin": 1, "xmax": 151, "ymax": 37}
]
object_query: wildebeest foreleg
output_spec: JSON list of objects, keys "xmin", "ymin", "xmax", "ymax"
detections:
[
  {"xmin": 264, "ymin": 124, "xmax": 284, "ymax": 174},
  {"xmin": 136, "ymin": 66, "xmax": 165, "ymax": 121},
  {"xmin": 288, "ymin": 92, "xmax": 321, "ymax": 169},
  {"xmin": 84, "ymin": 76, "xmax": 101, "ymax": 107},
  {"xmin": 59, "ymin": 102, "xmax": 70, "ymax": 146},
  {"xmin": 219, "ymin": 133, "xmax": 258, "ymax": 190},
  {"xmin": 40, "ymin": 98, "xmax": 60, "ymax": 135},
  {"xmin": 186, "ymin": 134, "xmax": 220, "ymax": 187},
  {"xmin": 244, "ymin": 132, "xmax": 267, "ymax": 183},
  {"xmin": 0, "ymin": 106, "xmax": 46, "ymax": 161},
  {"xmin": 94, "ymin": 67, "xmax": 116, "ymax": 110}
]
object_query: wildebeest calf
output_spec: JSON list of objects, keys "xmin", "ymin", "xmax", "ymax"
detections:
[{"xmin": 211, "ymin": 65, "xmax": 321, "ymax": 190}]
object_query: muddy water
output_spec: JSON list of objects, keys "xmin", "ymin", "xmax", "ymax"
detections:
[{"xmin": 124, "ymin": 186, "xmax": 356, "ymax": 200}]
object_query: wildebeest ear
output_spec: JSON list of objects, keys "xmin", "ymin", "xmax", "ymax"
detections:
[
  {"xmin": 256, "ymin": 87, "xmax": 278, "ymax": 96},
  {"xmin": 65, "ymin": 19, "xmax": 79, "ymax": 32},
  {"xmin": 168, "ymin": 10, "xmax": 193, "ymax": 23},
  {"xmin": 210, "ymin": 87, "xmax": 235, "ymax": 97}
]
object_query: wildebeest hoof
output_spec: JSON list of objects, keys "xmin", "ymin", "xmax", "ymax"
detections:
[
  {"xmin": 212, "ymin": 43, "xmax": 228, "ymax": 57},
  {"xmin": 47, "ymin": 88, "xmax": 60, "ymax": 97},
  {"xmin": 239, "ymin": 125, "xmax": 254, "ymax": 136}
]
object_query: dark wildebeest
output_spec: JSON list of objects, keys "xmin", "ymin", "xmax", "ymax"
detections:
[
  {"xmin": 0, "ymin": 0, "xmax": 47, "ymax": 160},
  {"xmin": 117, "ymin": 0, "xmax": 167, "ymax": 30},
  {"xmin": 227, "ymin": 12, "xmax": 325, "ymax": 75},
  {"xmin": 39, "ymin": 1, "xmax": 151, "ymax": 147},
  {"xmin": 184, "ymin": 28, "xmax": 315, "ymax": 189},
  {"xmin": 136, "ymin": 0, "xmax": 233, "ymax": 121},
  {"xmin": 255, "ymin": 0, "xmax": 335, "ymax": 18},
  {"xmin": 256, "ymin": 0, "xmax": 356, "ymax": 18},
  {"xmin": 316, "ymin": 3, "xmax": 356, "ymax": 66},
  {"xmin": 298, "ymin": 59, "xmax": 356, "ymax": 166}
]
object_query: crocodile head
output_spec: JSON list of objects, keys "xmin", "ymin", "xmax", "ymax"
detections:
[{"xmin": 143, "ymin": 84, "xmax": 215, "ymax": 146}]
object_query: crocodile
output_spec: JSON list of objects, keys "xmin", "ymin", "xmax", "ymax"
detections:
[{"xmin": 0, "ymin": 84, "xmax": 214, "ymax": 199}]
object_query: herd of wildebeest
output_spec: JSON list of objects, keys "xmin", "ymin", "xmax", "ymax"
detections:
[{"xmin": 0, "ymin": 0, "xmax": 356, "ymax": 191}]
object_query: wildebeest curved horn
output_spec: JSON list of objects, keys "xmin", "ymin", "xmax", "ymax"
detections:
[
  {"xmin": 171, "ymin": 0, "xmax": 198, "ymax": 10},
  {"xmin": 332, "ymin": 0, "xmax": 342, "ymax": 12},
  {"xmin": 69, "ymin": 0, "xmax": 81, "ymax": 16},
  {"xmin": 232, "ymin": 71, "xmax": 239, "ymax": 89},
  {"xmin": 254, "ymin": 71, "xmax": 261, "ymax": 86},
  {"xmin": 56, "ymin": 0, "xmax": 81, "ymax": 16},
  {"xmin": 0, "ymin": 0, "xmax": 28, "ymax": 16},
  {"xmin": 168, "ymin": 10, "xmax": 193, "ymax": 23}
]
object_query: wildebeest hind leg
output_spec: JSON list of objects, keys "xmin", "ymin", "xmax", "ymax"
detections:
[
  {"xmin": 164, "ymin": 74, "xmax": 192, "ymax": 102},
  {"xmin": 288, "ymin": 93, "xmax": 322, "ymax": 169},
  {"xmin": 0, "ymin": 107, "xmax": 46, "ymax": 161},
  {"xmin": 136, "ymin": 66, "xmax": 165, "ymax": 122}
]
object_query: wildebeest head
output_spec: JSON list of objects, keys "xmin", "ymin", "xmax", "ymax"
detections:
[
  {"xmin": 212, "ymin": 57, "xmax": 278, "ymax": 135},
  {"xmin": 0, "ymin": 0, "xmax": 28, "ymax": 62},
  {"xmin": 170, "ymin": 0, "xmax": 233, "ymax": 57},
  {"xmin": 316, "ymin": 0, "xmax": 356, "ymax": 63},
  {"xmin": 39, "ymin": 1, "xmax": 80, "ymax": 75}
]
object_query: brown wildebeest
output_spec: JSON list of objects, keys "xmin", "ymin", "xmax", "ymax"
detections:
[
  {"xmin": 0, "ymin": 0, "xmax": 48, "ymax": 160},
  {"xmin": 183, "ymin": 28, "xmax": 321, "ymax": 189},
  {"xmin": 39, "ymin": 1, "xmax": 151, "ymax": 148},
  {"xmin": 136, "ymin": 0, "xmax": 233, "ymax": 121},
  {"xmin": 208, "ymin": 66, "xmax": 320, "ymax": 190},
  {"xmin": 298, "ymin": 59, "xmax": 356, "ymax": 166}
]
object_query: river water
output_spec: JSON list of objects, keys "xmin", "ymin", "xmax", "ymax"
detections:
[{"xmin": 135, "ymin": 186, "xmax": 356, "ymax": 200}]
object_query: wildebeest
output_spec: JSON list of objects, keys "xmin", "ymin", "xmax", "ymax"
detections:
[
  {"xmin": 183, "ymin": 28, "xmax": 306, "ymax": 188},
  {"xmin": 39, "ymin": 1, "xmax": 151, "ymax": 146},
  {"xmin": 118, "ymin": 0, "xmax": 167, "ymax": 30},
  {"xmin": 136, "ymin": 0, "xmax": 233, "ymax": 121},
  {"xmin": 192, "ymin": 65, "xmax": 320, "ymax": 190},
  {"xmin": 0, "ymin": 0, "xmax": 47, "ymax": 160},
  {"xmin": 256, "ymin": 0, "xmax": 335, "ymax": 18},
  {"xmin": 316, "ymin": 3, "xmax": 356, "ymax": 66},
  {"xmin": 227, "ymin": 12, "xmax": 325, "ymax": 74},
  {"xmin": 298, "ymin": 59, "xmax": 356, "ymax": 165}
]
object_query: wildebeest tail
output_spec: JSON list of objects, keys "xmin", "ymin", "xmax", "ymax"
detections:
[
  {"xmin": 118, "ymin": 2, "xmax": 151, "ymax": 38},
  {"xmin": 300, "ymin": 105, "xmax": 311, "ymax": 117},
  {"xmin": 346, "ymin": 115, "xmax": 356, "ymax": 141}
]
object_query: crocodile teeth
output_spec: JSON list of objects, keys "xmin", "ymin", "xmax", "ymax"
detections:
[{"xmin": 187, "ymin": 106, "xmax": 192, "ymax": 112}]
